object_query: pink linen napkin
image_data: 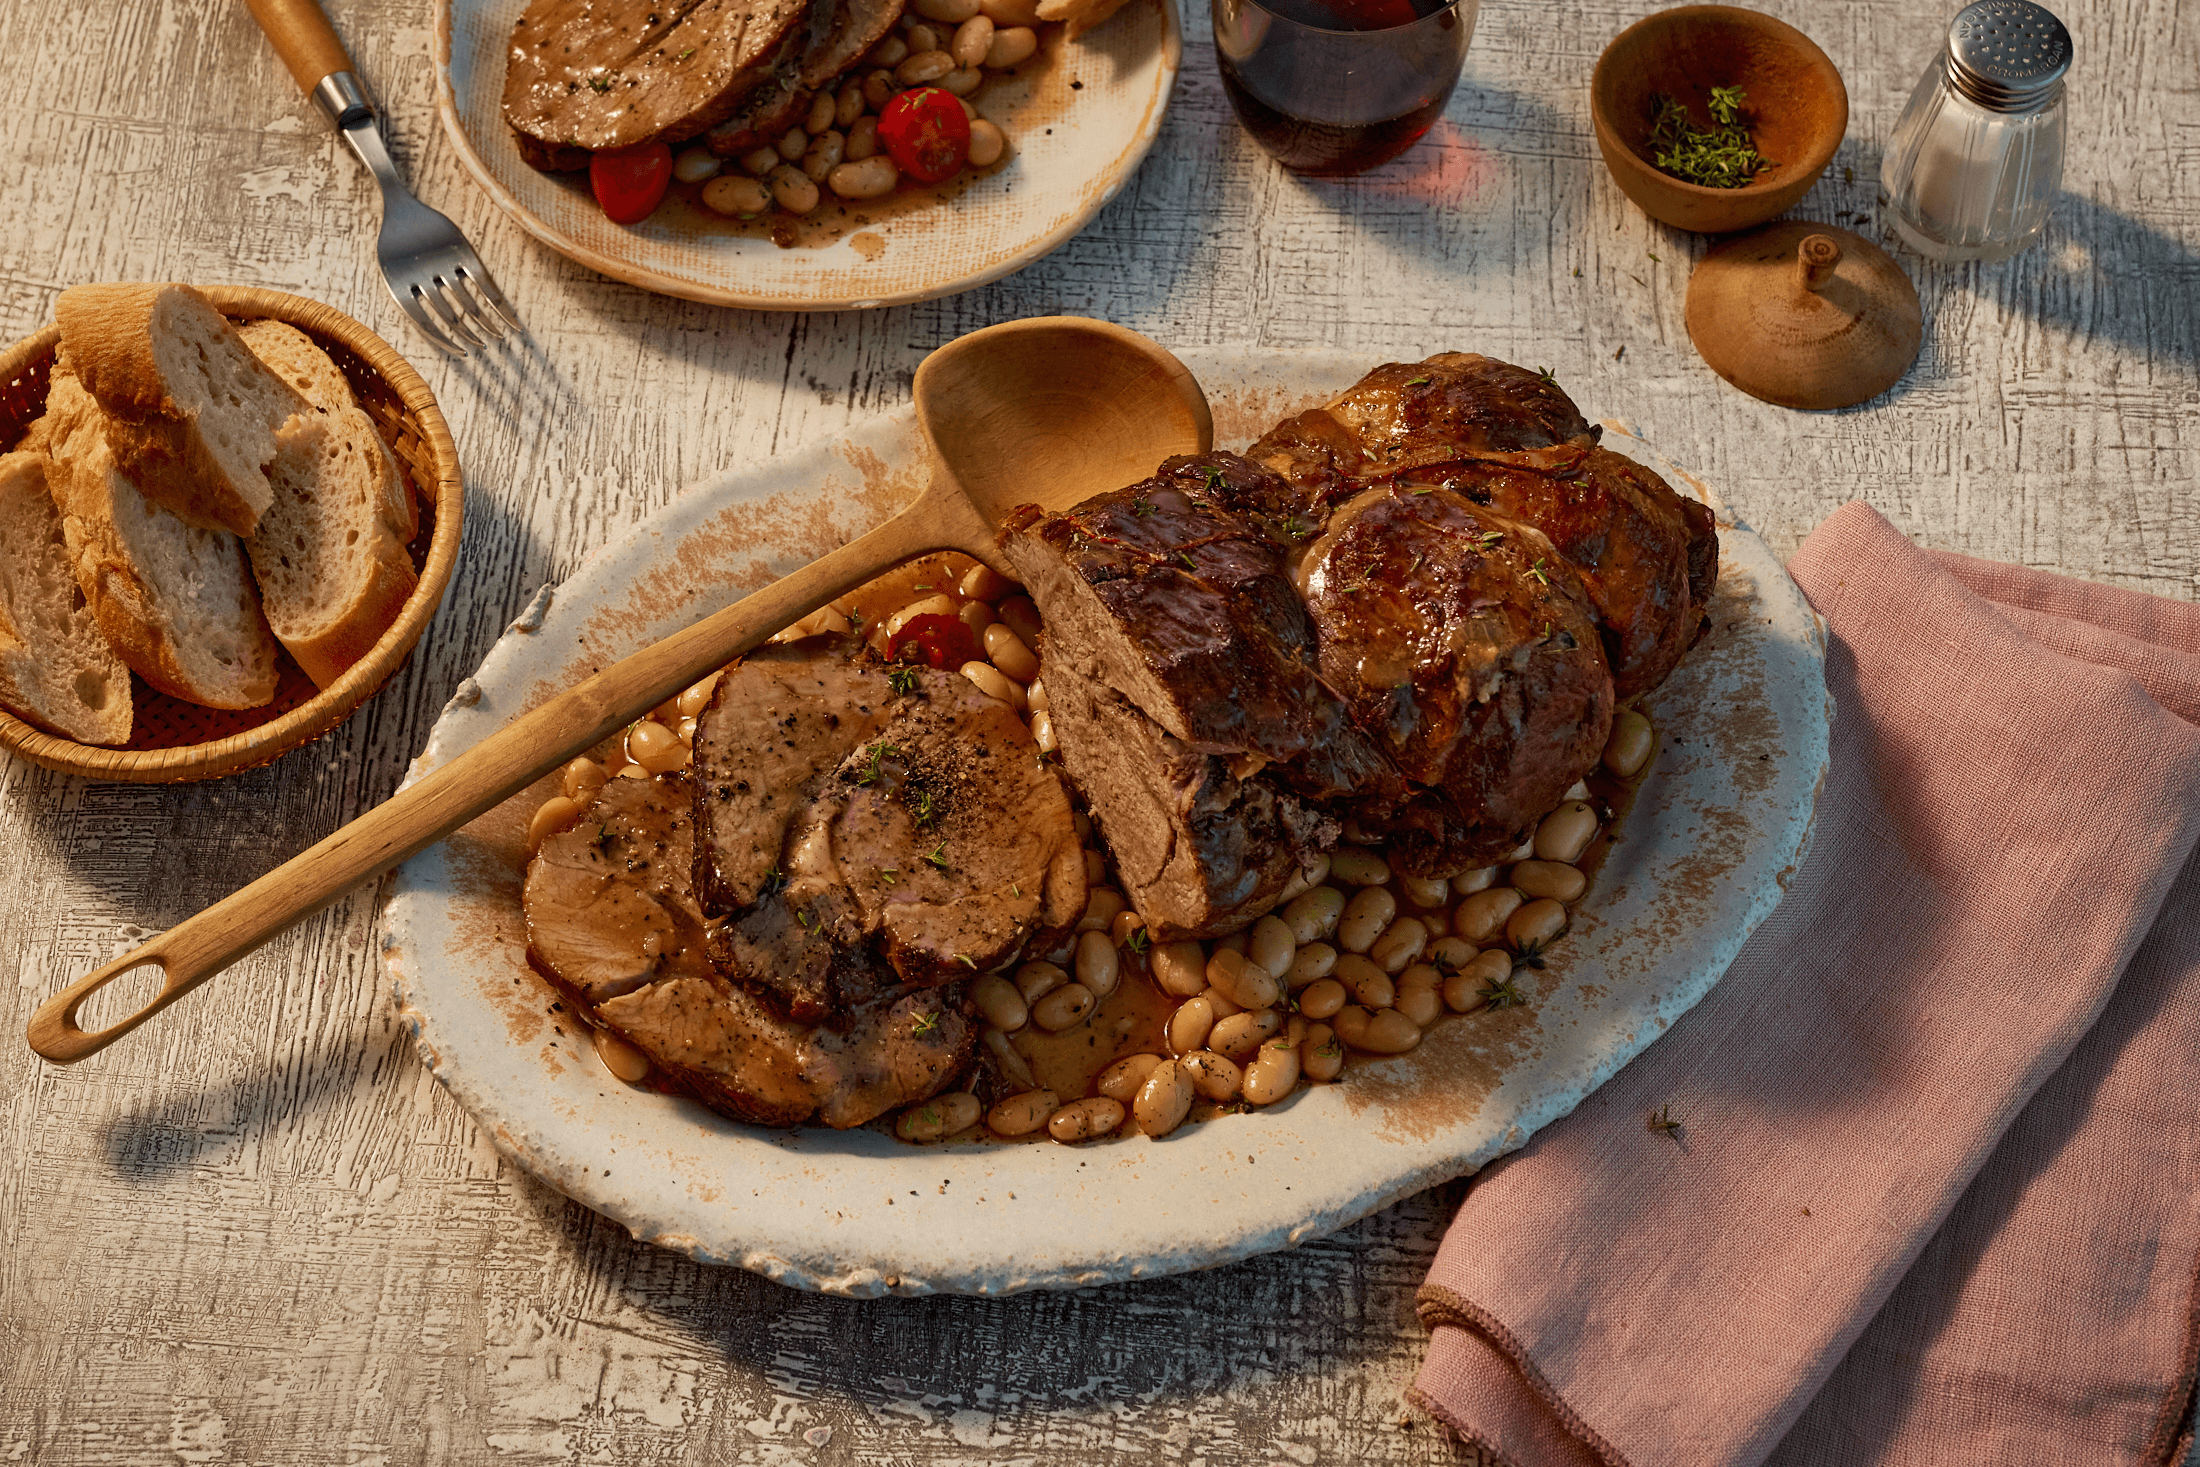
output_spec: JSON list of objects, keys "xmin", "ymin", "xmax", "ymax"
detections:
[{"xmin": 1411, "ymin": 501, "xmax": 2200, "ymax": 1466}]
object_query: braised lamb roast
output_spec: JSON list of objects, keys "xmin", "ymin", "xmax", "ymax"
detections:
[{"xmin": 1002, "ymin": 354, "xmax": 1718, "ymax": 937}]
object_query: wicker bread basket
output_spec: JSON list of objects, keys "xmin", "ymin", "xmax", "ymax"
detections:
[{"xmin": 0, "ymin": 286, "xmax": 463, "ymax": 782}]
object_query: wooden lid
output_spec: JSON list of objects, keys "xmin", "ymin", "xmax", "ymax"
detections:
[
  {"xmin": 0, "ymin": 286, "xmax": 463, "ymax": 782},
  {"xmin": 1684, "ymin": 222, "xmax": 1924, "ymax": 409}
]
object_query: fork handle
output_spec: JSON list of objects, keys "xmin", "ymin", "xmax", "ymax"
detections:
[{"xmin": 245, "ymin": 0, "xmax": 358, "ymax": 99}]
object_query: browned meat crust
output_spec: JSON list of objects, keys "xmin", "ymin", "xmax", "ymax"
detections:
[{"xmin": 503, "ymin": 0, "xmax": 820, "ymax": 164}]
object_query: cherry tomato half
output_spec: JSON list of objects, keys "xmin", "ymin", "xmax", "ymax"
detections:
[
  {"xmin": 876, "ymin": 88, "xmax": 973, "ymax": 185},
  {"xmin": 885, "ymin": 613, "xmax": 982, "ymax": 670},
  {"xmin": 591, "ymin": 141, "xmax": 674, "ymax": 224}
]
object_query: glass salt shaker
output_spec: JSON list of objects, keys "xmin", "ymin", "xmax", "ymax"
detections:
[{"xmin": 1880, "ymin": 0, "xmax": 2072, "ymax": 262}]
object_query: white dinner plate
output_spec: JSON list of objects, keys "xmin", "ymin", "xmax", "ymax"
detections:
[
  {"xmin": 432, "ymin": 0, "xmax": 1181, "ymax": 309},
  {"xmin": 382, "ymin": 348, "xmax": 1832, "ymax": 1295}
]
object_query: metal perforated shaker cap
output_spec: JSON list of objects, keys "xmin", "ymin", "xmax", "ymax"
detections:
[{"xmin": 1943, "ymin": 0, "xmax": 2072, "ymax": 111}]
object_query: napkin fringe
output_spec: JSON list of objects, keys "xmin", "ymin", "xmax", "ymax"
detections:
[{"xmin": 1415, "ymin": 1283, "xmax": 1633, "ymax": 1467}]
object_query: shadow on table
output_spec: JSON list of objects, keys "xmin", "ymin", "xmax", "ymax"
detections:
[{"xmin": 552, "ymin": 1170, "xmax": 1476, "ymax": 1444}]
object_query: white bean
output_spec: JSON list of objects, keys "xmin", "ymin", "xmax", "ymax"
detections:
[
  {"xmin": 1535, "ymin": 802, "xmax": 1600, "ymax": 864},
  {"xmin": 1247, "ymin": 915, "xmax": 1295, "ymax": 979},
  {"xmin": 1506, "ymin": 897, "xmax": 1570, "ymax": 954},
  {"xmin": 1512, "ymin": 859, "xmax": 1588, "ymax": 903},
  {"xmin": 1198, "ymin": 985, "xmax": 1242, "ymax": 1021},
  {"xmin": 1369, "ymin": 916, "xmax": 1429, "ymax": 974},
  {"xmin": 978, "ymin": 0, "xmax": 1039, "ymax": 24},
  {"xmin": 903, "ymin": 20, "xmax": 941, "ymax": 49},
  {"xmin": 869, "ymin": 35, "xmax": 910, "ymax": 67},
  {"xmin": 914, "ymin": 0, "xmax": 982, "ymax": 21},
  {"xmin": 1453, "ymin": 887, "xmax": 1523, "ymax": 944},
  {"xmin": 1077, "ymin": 888, "xmax": 1125, "ymax": 933},
  {"xmin": 1283, "ymin": 886, "xmax": 1346, "ymax": 944},
  {"xmin": 836, "ymin": 80, "xmax": 867, "ymax": 128},
  {"xmin": 1329, "ymin": 847, "xmax": 1391, "ymax": 886},
  {"xmin": 628, "ymin": 720, "xmax": 687, "ymax": 774},
  {"xmin": 961, "ymin": 564, "xmax": 1016, "ymax": 600},
  {"xmin": 1426, "ymin": 936, "xmax": 1476, "ymax": 971},
  {"xmin": 740, "ymin": 146, "xmax": 781, "ymax": 176},
  {"xmin": 1336, "ymin": 886, "xmax": 1398, "ymax": 953},
  {"xmin": 846, "ymin": 115, "xmax": 881, "ymax": 161},
  {"xmin": 1015, "ymin": 960, "xmax": 1068, "ymax": 1003},
  {"xmin": 560, "ymin": 756, "xmax": 608, "ymax": 800},
  {"xmin": 1083, "ymin": 848, "xmax": 1107, "ymax": 885},
  {"xmin": 1097, "ymin": 1053, "xmax": 1163, "ymax": 1103},
  {"xmin": 959, "ymin": 659, "xmax": 1025, "ymax": 708},
  {"xmin": 806, "ymin": 91, "xmax": 838, "ymax": 136},
  {"xmin": 971, "ymin": 975, "xmax": 1027, "ymax": 1032},
  {"xmin": 675, "ymin": 672, "xmax": 722, "ymax": 719},
  {"xmin": 1395, "ymin": 965, "xmax": 1445, "ymax": 1028},
  {"xmin": 801, "ymin": 129, "xmax": 846, "ymax": 181},
  {"xmin": 1180, "ymin": 1050, "xmax": 1242, "ymax": 1101},
  {"xmin": 1151, "ymin": 940, "xmax": 1209, "ymax": 998},
  {"xmin": 1209, "ymin": 1008, "xmax": 1281, "ymax": 1062},
  {"xmin": 1333, "ymin": 1005, "xmax": 1422, "ymax": 1054},
  {"xmin": 1134, "ymin": 1060, "xmax": 1195, "ymax": 1137},
  {"xmin": 1168, "ymin": 994, "xmax": 1216, "ymax": 1055},
  {"xmin": 1301, "ymin": 1023, "xmax": 1344, "ymax": 1081},
  {"xmin": 1444, "ymin": 950, "xmax": 1515, "ymax": 1012},
  {"xmin": 983, "ymin": 1025, "xmax": 1034, "ymax": 1086},
  {"xmin": 984, "ymin": 23, "xmax": 1038, "ymax": 64},
  {"xmin": 896, "ymin": 49, "xmax": 956, "ymax": 85},
  {"xmin": 776, "ymin": 126, "xmax": 809, "ymax": 161},
  {"xmin": 1075, "ymin": 929, "xmax": 1120, "ymax": 999},
  {"xmin": 769, "ymin": 163, "xmax": 820, "ymax": 213},
  {"xmin": 1030, "ymin": 710, "xmax": 1057, "ymax": 754},
  {"xmin": 1298, "ymin": 976, "xmax": 1348, "ymax": 1019},
  {"xmin": 1206, "ymin": 948, "xmax": 1280, "ymax": 1010},
  {"xmin": 829, "ymin": 155, "xmax": 899, "ymax": 199},
  {"xmin": 1604, "ymin": 707, "xmax": 1655, "ymax": 777},
  {"xmin": 1242, "ymin": 1035, "xmax": 1301, "ymax": 1105},
  {"xmin": 592, "ymin": 1025, "xmax": 650, "ymax": 1083},
  {"xmin": 958, "ymin": 599, "xmax": 995, "ymax": 640},
  {"xmin": 988, "ymin": 1088, "xmax": 1058, "ymax": 1137},
  {"xmin": 967, "ymin": 117, "xmax": 1005, "ymax": 166},
  {"xmin": 940, "ymin": 65, "xmax": 982, "ymax": 95},
  {"xmin": 1452, "ymin": 866, "xmax": 1497, "ymax": 896},
  {"xmin": 673, "ymin": 146, "xmax": 721, "ymax": 183},
  {"xmin": 997, "ymin": 595, "xmax": 1043, "ymax": 647},
  {"xmin": 1399, "ymin": 874, "xmax": 1451, "ymax": 908},
  {"xmin": 1286, "ymin": 942, "xmax": 1337, "ymax": 990},
  {"xmin": 896, "ymin": 1091, "xmax": 981, "ymax": 1141},
  {"xmin": 983, "ymin": 622, "xmax": 1040, "ymax": 681},
  {"xmin": 1048, "ymin": 1096, "xmax": 1125, "ymax": 1143},
  {"xmin": 1332, "ymin": 953, "xmax": 1395, "ymax": 1011},
  {"xmin": 1025, "ymin": 677, "xmax": 1049, "ymax": 714},
  {"xmin": 1214, "ymin": 931, "xmax": 1250, "ymax": 957},
  {"xmin": 527, "ymin": 795, "xmax": 583, "ymax": 856},
  {"xmin": 1109, "ymin": 909, "xmax": 1145, "ymax": 948}
]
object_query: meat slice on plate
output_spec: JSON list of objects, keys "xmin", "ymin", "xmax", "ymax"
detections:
[
  {"xmin": 706, "ymin": 0, "xmax": 907, "ymax": 155},
  {"xmin": 524, "ymin": 757, "xmax": 976, "ymax": 1129},
  {"xmin": 1000, "ymin": 455, "xmax": 1394, "ymax": 935},
  {"xmin": 690, "ymin": 644, "xmax": 1085, "ymax": 1021},
  {"xmin": 1249, "ymin": 353, "xmax": 1720, "ymax": 699},
  {"xmin": 503, "ymin": 0, "xmax": 820, "ymax": 169}
]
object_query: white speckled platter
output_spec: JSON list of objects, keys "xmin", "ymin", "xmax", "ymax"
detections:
[
  {"xmin": 382, "ymin": 348, "xmax": 1831, "ymax": 1295},
  {"xmin": 434, "ymin": 0, "xmax": 1180, "ymax": 309}
]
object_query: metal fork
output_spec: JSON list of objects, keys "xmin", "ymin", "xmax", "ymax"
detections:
[{"xmin": 246, "ymin": 0, "xmax": 520, "ymax": 355}]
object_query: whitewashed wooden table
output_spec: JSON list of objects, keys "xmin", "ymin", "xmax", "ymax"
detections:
[{"xmin": 3, "ymin": 0, "xmax": 2195, "ymax": 1458}]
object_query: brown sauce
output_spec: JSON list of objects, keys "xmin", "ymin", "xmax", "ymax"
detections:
[{"xmin": 1010, "ymin": 964, "xmax": 1176, "ymax": 1099}]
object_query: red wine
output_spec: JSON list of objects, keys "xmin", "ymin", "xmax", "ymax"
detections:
[{"xmin": 1212, "ymin": 0, "xmax": 1471, "ymax": 176}]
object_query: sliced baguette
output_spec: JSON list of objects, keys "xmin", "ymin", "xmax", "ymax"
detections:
[
  {"xmin": 247, "ymin": 410, "xmax": 419, "ymax": 689},
  {"xmin": 0, "ymin": 450, "xmax": 133, "ymax": 743},
  {"xmin": 237, "ymin": 318, "xmax": 419, "ymax": 543},
  {"xmin": 54, "ymin": 283, "xmax": 306, "ymax": 538},
  {"xmin": 42, "ymin": 373, "xmax": 279, "ymax": 710}
]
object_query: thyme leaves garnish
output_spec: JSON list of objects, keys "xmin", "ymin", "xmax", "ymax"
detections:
[
  {"xmin": 1479, "ymin": 972, "xmax": 1526, "ymax": 1010},
  {"xmin": 923, "ymin": 841, "xmax": 949, "ymax": 870},
  {"xmin": 1648, "ymin": 1103, "xmax": 1684, "ymax": 1139},
  {"xmin": 1527, "ymin": 558, "xmax": 1551, "ymax": 586},
  {"xmin": 1647, "ymin": 86, "xmax": 1773, "ymax": 189},
  {"xmin": 912, "ymin": 1009, "xmax": 941, "ymax": 1037},
  {"xmin": 887, "ymin": 666, "xmax": 921, "ymax": 695}
]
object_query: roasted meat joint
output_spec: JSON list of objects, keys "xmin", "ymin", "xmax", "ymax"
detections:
[{"xmin": 520, "ymin": 353, "xmax": 1719, "ymax": 1138}]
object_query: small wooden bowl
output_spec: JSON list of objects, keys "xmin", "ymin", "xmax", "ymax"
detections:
[
  {"xmin": 1590, "ymin": 5, "xmax": 1847, "ymax": 235},
  {"xmin": 0, "ymin": 287, "xmax": 463, "ymax": 782}
]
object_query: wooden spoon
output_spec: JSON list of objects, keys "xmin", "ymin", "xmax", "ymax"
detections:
[{"xmin": 26, "ymin": 316, "xmax": 1213, "ymax": 1063}]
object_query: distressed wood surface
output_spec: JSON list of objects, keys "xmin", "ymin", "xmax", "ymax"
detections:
[{"xmin": 2, "ymin": 0, "xmax": 2195, "ymax": 1458}]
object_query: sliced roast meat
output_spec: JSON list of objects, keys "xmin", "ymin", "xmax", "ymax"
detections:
[
  {"xmin": 524, "ymin": 771, "xmax": 715, "ymax": 1005},
  {"xmin": 1249, "ymin": 353, "xmax": 1719, "ymax": 699},
  {"xmin": 504, "ymin": 0, "xmax": 820, "ymax": 168},
  {"xmin": 705, "ymin": 0, "xmax": 906, "ymax": 155},
  {"xmin": 1292, "ymin": 486, "xmax": 1612, "ymax": 869},
  {"xmin": 596, "ymin": 976, "xmax": 969, "ymax": 1129},
  {"xmin": 523, "ymin": 767, "xmax": 973, "ymax": 1129},
  {"xmin": 691, "ymin": 643, "xmax": 1084, "ymax": 1020}
]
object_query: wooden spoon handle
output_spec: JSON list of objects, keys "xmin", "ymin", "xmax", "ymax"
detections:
[
  {"xmin": 244, "ymin": 0, "xmax": 357, "ymax": 96},
  {"xmin": 26, "ymin": 497, "xmax": 967, "ymax": 1063}
]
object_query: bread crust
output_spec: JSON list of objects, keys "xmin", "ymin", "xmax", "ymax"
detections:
[
  {"xmin": 0, "ymin": 450, "xmax": 134, "ymax": 743},
  {"xmin": 54, "ymin": 283, "xmax": 305, "ymax": 537},
  {"xmin": 42, "ymin": 374, "xmax": 278, "ymax": 709}
]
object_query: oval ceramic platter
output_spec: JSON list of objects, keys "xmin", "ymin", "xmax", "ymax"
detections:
[
  {"xmin": 434, "ymin": 0, "xmax": 1180, "ymax": 309},
  {"xmin": 382, "ymin": 347, "xmax": 1832, "ymax": 1296}
]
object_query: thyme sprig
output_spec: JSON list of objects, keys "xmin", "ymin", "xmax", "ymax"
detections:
[
  {"xmin": 1647, "ymin": 86, "xmax": 1774, "ymax": 189},
  {"xmin": 1479, "ymin": 972, "xmax": 1526, "ymax": 1010},
  {"xmin": 1648, "ymin": 1103, "xmax": 1684, "ymax": 1139}
]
